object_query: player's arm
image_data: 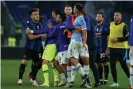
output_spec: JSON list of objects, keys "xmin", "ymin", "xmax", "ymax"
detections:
[
  {"xmin": 65, "ymin": 16, "xmax": 74, "ymax": 30},
  {"xmin": 82, "ymin": 29, "xmax": 87, "ymax": 48},
  {"xmin": 47, "ymin": 26, "xmax": 57, "ymax": 38},
  {"xmin": 85, "ymin": 15, "xmax": 91, "ymax": 31},
  {"xmin": 117, "ymin": 25, "xmax": 129, "ymax": 42},
  {"xmin": 26, "ymin": 25, "xmax": 49, "ymax": 34},
  {"xmin": 27, "ymin": 33, "xmax": 47, "ymax": 40},
  {"xmin": 80, "ymin": 16, "xmax": 87, "ymax": 48}
]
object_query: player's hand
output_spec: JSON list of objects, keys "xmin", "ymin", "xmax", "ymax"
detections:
[
  {"xmin": 26, "ymin": 28, "xmax": 32, "ymax": 34},
  {"xmin": 48, "ymin": 23, "xmax": 54, "ymax": 28},
  {"xmin": 75, "ymin": 26, "xmax": 81, "ymax": 31},
  {"xmin": 110, "ymin": 37, "xmax": 118, "ymax": 44},
  {"xmin": 105, "ymin": 48, "xmax": 109, "ymax": 56}
]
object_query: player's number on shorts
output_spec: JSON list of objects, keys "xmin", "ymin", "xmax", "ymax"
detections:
[{"xmin": 100, "ymin": 53, "xmax": 105, "ymax": 58}]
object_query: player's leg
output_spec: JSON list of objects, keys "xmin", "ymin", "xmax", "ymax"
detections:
[
  {"xmin": 80, "ymin": 44, "xmax": 91, "ymax": 88},
  {"xmin": 103, "ymin": 60, "xmax": 109, "ymax": 85},
  {"xmin": 96, "ymin": 53, "xmax": 103, "ymax": 85},
  {"xmin": 40, "ymin": 44, "xmax": 57, "ymax": 87},
  {"xmin": 118, "ymin": 49, "xmax": 130, "ymax": 83},
  {"xmin": 129, "ymin": 49, "xmax": 133, "ymax": 89},
  {"xmin": 51, "ymin": 62, "xmax": 59, "ymax": 86},
  {"xmin": 67, "ymin": 41, "xmax": 88, "ymax": 87},
  {"xmin": 57, "ymin": 51, "xmax": 68, "ymax": 86},
  {"xmin": 89, "ymin": 48, "xmax": 100, "ymax": 87},
  {"xmin": 109, "ymin": 49, "xmax": 119, "ymax": 87},
  {"xmin": 31, "ymin": 52, "xmax": 42, "ymax": 86},
  {"xmin": 18, "ymin": 48, "xmax": 30, "ymax": 85},
  {"xmin": 28, "ymin": 48, "xmax": 43, "ymax": 82}
]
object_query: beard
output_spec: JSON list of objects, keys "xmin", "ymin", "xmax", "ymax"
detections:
[{"xmin": 97, "ymin": 21, "xmax": 102, "ymax": 23}]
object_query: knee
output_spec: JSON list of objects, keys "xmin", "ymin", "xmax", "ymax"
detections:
[
  {"xmin": 42, "ymin": 60, "xmax": 48, "ymax": 64},
  {"xmin": 70, "ymin": 57, "xmax": 78, "ymax": 66},
  {"xmin": 82, "ymin": 57, "xmax": 89, "ymax": 65},
  {"xmin": 22, "ymin": 59, "xmax": 28, "ymax": 65}
]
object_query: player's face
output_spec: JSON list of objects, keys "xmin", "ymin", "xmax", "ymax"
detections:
[
  {"xmin": 64, "ymin": 7, "xmax": 72, "ymax": 16},
  {"xmin": 96, "ymin": 14, "xmax": 103, "ymax": 23},
  {"xmin": 56, "ymin": 14, "xmax": 61, "ymax": 22},
  {"xmin": 114, "ymin": 12, "xmax": 122, "ymax": 22},
  {"xmin": 73, "ymin": 6, "xmax": 78, "ymax": 17},
  {"xmin": 31, "ymin": 11, "xmax": 39, "ymax": 21}
]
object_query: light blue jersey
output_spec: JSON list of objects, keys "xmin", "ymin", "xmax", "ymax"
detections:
[{"xmin": 71, "ymin": 16, "xmax": 87, "ymax": 42}]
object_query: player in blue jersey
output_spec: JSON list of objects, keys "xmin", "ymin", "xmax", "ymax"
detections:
[
  {"xmin": 46, "ymin": 13, "xmax": 69, "ymax": 86},
  {"xmin": 17, "ymin": 8, "xmax": 45, "ymax": 86},
  {"xmin": 95, "ymin": 12, "xmax": 109, "ymax": 85},
  {"xmin": 66, "ymin": 3, "xmax": 90, "ymax": 88},
  {"xmin": 26, "ymin": 9, "xmax": 60, "ymax": 87},
  {"xmin": 129, "ymin": 18, "xmax": 133, "ymax": 89}
]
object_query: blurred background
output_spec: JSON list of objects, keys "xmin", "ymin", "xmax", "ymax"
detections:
[{"xmin": 1, "ymin": 1, "xmax": 133, "ymax": 59}]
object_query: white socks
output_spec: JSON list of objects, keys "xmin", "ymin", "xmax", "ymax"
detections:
[{"xmin": 67, "ymin": 66, "xmax": 71, "ymax": 83}]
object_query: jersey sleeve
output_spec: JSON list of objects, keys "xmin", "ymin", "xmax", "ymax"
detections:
[
  {"xmin": 33, "ymin": 25, "xmax": 49, "ymax": 34},
  {"xmin": 130, "ymin": 18, "xmax": 133, "ymax": 46},
  {"xmin": 47, "ymin": 25, "xmax": 57, "ymax": 38},
  {"xmin": 75, "ymin": 16, "xmax": 87, "ymax": 30}
]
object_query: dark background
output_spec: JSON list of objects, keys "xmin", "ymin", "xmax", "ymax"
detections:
[{"xmin": 1, "ymin": 1, "xmax": 133, "ymax": 59}]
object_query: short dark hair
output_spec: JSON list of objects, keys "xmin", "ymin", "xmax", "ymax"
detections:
[
  {"xmin": 74, "ymin": 3, "xmax": 83, "ymax": 12},
  {"xmin": 29, "ymin": 8, "xmax": 39, "ymax": 15},
  {"xmin": 81, "ymin": 11, "xmax": 86, "ymax": 16},
  {"xmin": 97, "ymin": 12, "xmax": 104, "ymax": 18},
  {"xmin": 115, "ymin": 11, "xmax": 122, "ymax": 15},
  {"xmin": 52, "ymin": 8, "xmax": 60, "ymax": 15},
  {"xmin": 65, "ymin": 4, "xmax": 72, "ymax": 8},
  {"xmin": 58, "ymin": 13, "xmax": 66, "ymax": 22}
]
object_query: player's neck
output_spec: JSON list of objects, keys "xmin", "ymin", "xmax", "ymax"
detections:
[
  {"xmin": 32, "ymin": 20, "xmax": 38, "ymax": 23},
  {"xmin": 114, "ymin": 20, "xmax": 122, "ymax": 25},
  {"xmin": 97, "ymin": 22, "xmax": 103, "ymax": 25}
]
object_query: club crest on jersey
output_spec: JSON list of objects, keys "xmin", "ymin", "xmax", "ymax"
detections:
[{"xmin": 60, "ymin": 25, "xmax": 65, "ymax": 28}]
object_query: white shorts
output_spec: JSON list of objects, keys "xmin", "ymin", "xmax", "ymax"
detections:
[
  {"xmin": 67, "ymin": 40, "xmax": 82, "ymax": 59},
  {"xmin": 129, "ymin": 49, "xmax": 133, "ymax": 65},
  {"xmin": 80, "ymin": 44, "xmax": 89, "ymax": 57},
  {"xmin": 55, "ymin": 50, "xmax": 68, "ymax": 64}
]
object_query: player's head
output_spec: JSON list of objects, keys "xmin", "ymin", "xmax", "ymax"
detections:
[
  {"xmin": 64, "ymin": 4, "xmax": 72, "ymax": 16},
  {"xmin": 96, "ymin": 12, "xmax": 104, "ymax": 24},
  {"xmin": 29, "ymin": 8, "xmax": 39, "ymax": 22},
  {"xmin": 74, "ymin": 3, "xmax": 83, "ymax": 17},
  {"xmin": 56, "ymin": 13, "xmax": 66, "ymax": 23},
  {"xmin": 114, "ymin": 11, "xmax": 122, "ymax": 23},
  {"xmin": 81, "ymin": 11, "xmax": 86, "ymax": 17},
  {"xmin": 52, "ymin": 9, "xmax": 60, "ymax": 19}
]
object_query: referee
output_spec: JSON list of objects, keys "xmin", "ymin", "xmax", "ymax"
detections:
[{"xmin": 108, "ymin": 11, "xmax": 130, "ymax": 87}]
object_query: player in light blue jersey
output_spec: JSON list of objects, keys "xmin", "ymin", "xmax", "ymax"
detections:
[{"xmin": 66, "ymin": 3, "xmax": 90, "ymax": 88}]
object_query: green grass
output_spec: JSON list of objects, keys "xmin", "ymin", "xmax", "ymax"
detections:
[{"xmin": 1, "ymin": 60, "xmax": 129, "ymax": 89}]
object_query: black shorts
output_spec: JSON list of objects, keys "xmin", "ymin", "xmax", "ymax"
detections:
[
  {"xmin": 95, "ymin": 53, "xmax": 109, "ymax": 63},
  {"xmin": 23, "ymin": 48, "xmax": 43, "ymax": 62}
]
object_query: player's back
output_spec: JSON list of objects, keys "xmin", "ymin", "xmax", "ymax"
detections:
[{"xmin": 56, "ymin": 22, "xmax": 69, "ymax": 44}]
